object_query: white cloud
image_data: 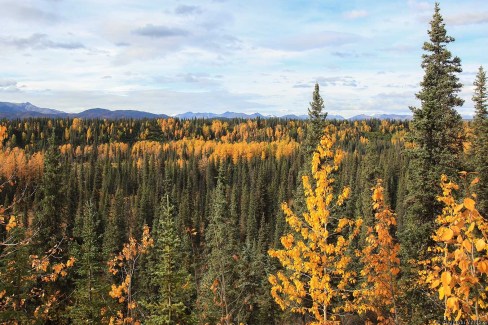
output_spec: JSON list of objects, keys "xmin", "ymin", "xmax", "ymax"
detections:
[
  {"xmin": 0, "ymin": 33, "xmax": 85, "ymax": 50},
  {"xmin": 344, "ymin": 10, "xmax": 368, "ymax": 20},
  {"xmin": 174, "ymin": 5, "xmax": 202, "ymax": 15},
  {"xmin": 446, "ymin": 12, "xmax": 488, "ymax": 25},
  {"xmin": 268, "ymin": 31, "xmax": 361, "ymax": 51},
  {"xmin": 0, "ymin": 2, "xmax": 60, "ymax": 23},
  {"xmin": 0, "ymin": 80, "xmax": 22, "ymax": 93}
]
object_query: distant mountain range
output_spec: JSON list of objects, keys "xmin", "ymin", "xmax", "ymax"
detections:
[
  {"xmin": 0, "ymin": 102, "xmax": 67, "ymax": 118},
  {"xmin": 0, "ymin": 101, "xmax": 472, "ymax": 121}
]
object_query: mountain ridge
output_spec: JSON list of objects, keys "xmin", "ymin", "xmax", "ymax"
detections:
[{"xmin": 0, "ymin": 101, "xmax": 471, "ymax": 121}]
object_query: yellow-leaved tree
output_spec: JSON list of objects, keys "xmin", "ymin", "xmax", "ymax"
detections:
[
  {"xmin": 354, "ymin": 180, "xmax": 401, "ymax": 324},
  {"xmin": 420, "ymin": 173, "xmax": 488, "ymax": 322},
  {"xmin": 106, "ymin": 225, "xmax": 153, "ymax": 325},
  {"xmin": 268, "ymin": 130, "xmax": 362, "ymax": 324}
]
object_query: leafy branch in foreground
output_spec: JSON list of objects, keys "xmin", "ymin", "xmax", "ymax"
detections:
[{"xmin": 419, "ymin": 173, "xmax": 488, "ymax": 322}]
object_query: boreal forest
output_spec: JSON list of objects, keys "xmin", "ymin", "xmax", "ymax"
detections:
[{"xmin": 1, "ymin": 3, "xmax": 488, "ymax": 325}]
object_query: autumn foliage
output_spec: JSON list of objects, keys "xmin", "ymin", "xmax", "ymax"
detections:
[
  {"xmin": 354, "ymin": 180, "xmax": 401, "ymax": 324},
  {"xmin": 269, "ymin": 129, "xmax": 362, "ymax": 324},
  {"xmin": 107, "ymin": 225, "xmax": 154, "ymax": 325},
  {"xmin": 419, "ymin": 173, "xmax": 488, "ymax": 322},
  {"xmin": 269, "ymin": 124, "xmax": 488, "ymax": 324}
]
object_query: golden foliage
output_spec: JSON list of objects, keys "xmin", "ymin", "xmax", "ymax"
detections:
[
  {"xmin": 129, "ymin": 139, "xmax": 298, "ymax": 166},
  {"xmin": 269, "ymin": 130, "xmax": 362, "ymax": 323},
  {"xmin": 0, "ymin": 148, "xmax": 44, "ymax": 181},
  {"xmin": 354, "ymin": 180, "xmax": 401, "ymax": 324},
  {"xmin": 107, "ymin": 225, "xmax": 153, "ymax": 324},
  {"xmin": 419, "ymin": 174, "xmax": 488, "ymax": 321},
  {"xmin": 0, "ymin": 125, "xmax": 7, "ymax": 147}
]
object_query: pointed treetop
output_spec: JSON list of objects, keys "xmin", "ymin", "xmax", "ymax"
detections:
[
  {"xmin": 425, "ymin": 2, "xmax": 454, "ymax": 51},
  {"xmin": 473, "ymin": 66, "xmax": 487, "ymax": 118},
  {"xmin": 308, "ymin": 83, "xmax": 326, "ymax": 121}
]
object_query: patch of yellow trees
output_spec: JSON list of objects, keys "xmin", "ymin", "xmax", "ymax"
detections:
[{"xmin": 269, "ymin": 130, "xmax": 488, "ymax": 324}]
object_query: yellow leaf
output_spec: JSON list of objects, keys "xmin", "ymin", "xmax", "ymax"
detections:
[
  {"xmin": 372, "ymin": 186, "xmax": 383, "ymax": 202},
  {"xmin": 464, "ymin": 198, "xmax": 475, "ymax": 211},
  {"xmin": 475, "ymin": 239, "xmax": 486, "ymax": 252},
  {"xmin": 446, "ymin": 297, "xmax": 457, "ymax": 310},
  {"xmin": 66, "ymin": 257, "xmax": 76, "ymax": 268},
  {"xmin": 5, "ymin": 216, "xmax": 17, "ymax": 232},
  {"xmin": 462, "ymin": 239, "xmax": 472, "ymax": 252},
  {"xmin": 439, "ymin": 227, "xmax": 454, "ymax": 241},
  {"xmin": 431, "ymin": 279, "xmax": 440, "ymax": 289},
  {"xmin": 451, "ymin": 225, "xmax": 460, "ymax": 234},
  {"xmin": 478, "ymin": 261, "xmax": 488, "ymax": 274},
  {"xmin": 441, "ymin": 271, "xmax": 451, "ymax": 287}
]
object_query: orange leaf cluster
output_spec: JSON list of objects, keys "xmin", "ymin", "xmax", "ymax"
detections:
[
  {"xmin": 0, "ymin": 148, "xmax": 43, "ymax": 180},
  {"xmin": 420, "ymin": 175, "xmax": 488, "ymax": 321},
  {"xmin": 107, "ymin": 225, "xmax": 153, "ymax": 324},
  {"xmin": 354, "ymin": 180, "xmax": 401, "ymax": 324}
]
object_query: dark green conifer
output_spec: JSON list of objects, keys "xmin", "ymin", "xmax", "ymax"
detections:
[
  {"xmin": 292, "ymin": 83, "xmax": 328, "ymax": 218},
  {"xmin": 34, "ymin": 129, "xmax": 64, "ymax": 252},
  {"xmin": 102, "ymin": 188, "xmax": 126, "ymax": 258},
  {"xmin": 68, "ymin": 201, "xmax": 104, "ymax": 324},
  {"xmin": 199, "ymin": 165, "xmax": 238, "ymax": 324},
  {"xmin": 400, "ymin": 3, "xmax": 464, "ymax": 323},
  {"xmin": 472, "ymin": 66, "xmax": 488, "ymax": 217},
  {"xmin": 305, "ymin": 83, "xmax": 327, "ymax": 156},
  {"xmin": 144, "ymin": 195, "xmax": 194, "ymax": 325}
]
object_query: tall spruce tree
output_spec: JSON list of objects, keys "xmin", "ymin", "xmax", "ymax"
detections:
[
  {"xmin": 472, "ymin": 66, "xmax": 488, "ymax": 217},
  {"xmin": 402, "ymin": 1, "xmax": 464, "ymax": 257},
  {"xmin": 102, "ymin": 188, "xmax": 126, "ymax": 259},
  {"xmin": 400, "ymin": 3, "xmax": 464, "ymax": 323},
  {"xmin": 199, "ymin": 165, "xmax": 238, "ymax": 325},
  {"xmin": 68, "ymin": 200, "xmax": 104, "ymax": 324},
  {"xmin": 292, "ymin": 83, "xmax": 327, "ymax": 216},
  {"xmin": 144, "ymin": 195, "xmax": 194, "ymax": 325},
  {"xmin": 305, "ymin": 83, "xmax": 327, "ymax": 157},
  {"xmin": 34, "ymin": 128, "xmax": 64, "ymax": 252}
]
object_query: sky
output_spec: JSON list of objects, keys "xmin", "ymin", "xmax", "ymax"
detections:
[{"xmin": 0, "ymin": 0, "xmax": 487, "ymax": 118}]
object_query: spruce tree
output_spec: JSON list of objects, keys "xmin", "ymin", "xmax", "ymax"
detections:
[
  {"xmin": 199, "ymin": 165, "xmax": 238, "ymax": 324},
  {"xmin": 34, "ymin": 129, "xmax": 64, "ymax": 252},
  {"xmin": 102, "ymin": 188, "xmax": 126, "ymax": 259},
  {"xmin": 292, "ymin": 83, "xmax": 327, "ymax": 216},
  {"xmin": 305, "ymin": 83, "xmax": 327, "ymax": 157},
  {"xmin": 68, "ymin": 201, "xmax": 104, "ymax": 324},
  {"xmin": 144, "ymin": 195, "xmax": 194, "ymax": 325},
  {"xmin": 472, "ymin": 66, "xmax": 488, "ymax": 217},
  {"xmin": 402, "ymin": 1, "xmax": 464, "ymax": 257},
  {"xmin": 400, "ymin": 3, "xmax": 464, "ymax": 323}
]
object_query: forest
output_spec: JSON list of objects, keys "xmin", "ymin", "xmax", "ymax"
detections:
[{"xmin": 1, "ymin": 3, "xmax": 488, "ymax": 325}]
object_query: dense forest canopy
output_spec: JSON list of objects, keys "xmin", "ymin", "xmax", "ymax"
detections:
[{"xmin": 1, "ymin": 3, "xmax": 488, "ymax": 325}]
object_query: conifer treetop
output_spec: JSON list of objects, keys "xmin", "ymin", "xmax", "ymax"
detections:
[{"xmin": 473, "ymin": 66, "xmax": 487, "ymax": 117}]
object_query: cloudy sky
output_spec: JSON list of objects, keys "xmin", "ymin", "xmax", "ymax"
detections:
[{"xmin": 0, "ymin": 0, "xmax": 487, "ymax": 117}]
